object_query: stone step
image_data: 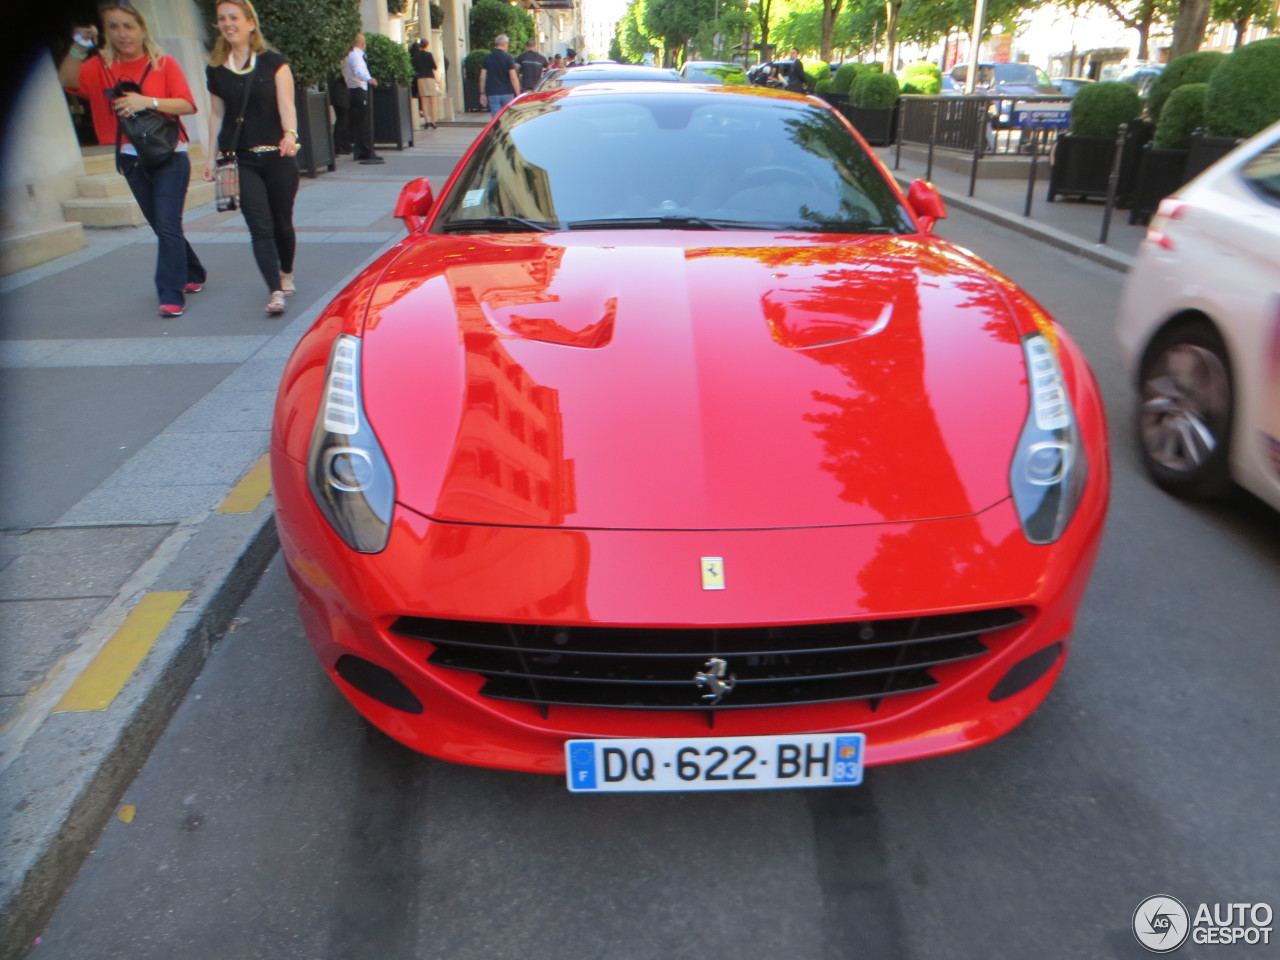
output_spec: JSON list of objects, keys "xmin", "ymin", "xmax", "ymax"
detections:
[
  {"xmin": 0, "ymin": 222, "xmax": 86, "ymax": 277},
  {"xmin": 75, "ymin": 172, "xmax": 133, "ymax": 199},
  {"xmin": 62, "ymin": 178, "xmax": 216, "ymax": 228}
]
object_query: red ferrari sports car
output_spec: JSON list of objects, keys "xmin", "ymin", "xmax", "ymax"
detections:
[{"xmin": 271, "ymin": 83, "xmax": 1109, "ymax": 792}]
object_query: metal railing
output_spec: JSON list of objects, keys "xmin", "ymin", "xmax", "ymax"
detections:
[{"xmin": 894, "ymin": 94, "xmax": 1073, "ymax": 196}]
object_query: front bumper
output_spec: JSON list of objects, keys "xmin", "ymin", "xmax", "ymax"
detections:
[{"xmin": 272, "ymin": 445, "xmax": 1108, "ymax": 775}]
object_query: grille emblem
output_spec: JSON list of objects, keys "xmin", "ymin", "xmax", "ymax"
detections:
[{"xmin": 694, "ymin": 657, "xmax": 736, "ymax": 704}]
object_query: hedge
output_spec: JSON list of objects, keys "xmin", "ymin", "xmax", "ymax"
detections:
[
  {"xmin": 1069, "ymin": 81, "xmax": 1141, "ymax": 138},
  {"xmin": 1148, "ymin": 51, "xmax": 1224, "ymax": 126},
  {"xmin": 852, "ymin": 71, "xmax": 900, "ymax": 109},
  {"xmin": 1152, "ymin": 83, "xmax": 1208, "ymax": 150},
  {"xmin": 1204, "ymin": 37, "xmax": 1280, "ymax": 139}
]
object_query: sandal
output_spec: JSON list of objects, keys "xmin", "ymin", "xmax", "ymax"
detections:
[
  {"xmin": 266, "ymin": 292, "xmax": 287, "ymax": 316},
  {"xmin": 280, "ymin": 272, "xmax": 296, "ymax": 297}
]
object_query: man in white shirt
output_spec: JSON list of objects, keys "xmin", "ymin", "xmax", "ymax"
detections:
[{"xmin": 342, "ymin": 33, "xmax": 383, "ymax": 164}]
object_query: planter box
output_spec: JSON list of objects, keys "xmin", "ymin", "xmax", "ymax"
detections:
[
  {"xmin": 844, "ymin": 105, "xmax": 897, "ymax": 146},
  {"xmin": 1128, "ymin": 145, "xmax": 1190, "ymax": 225},
  {"xmin": 820, "ymin": 92, "xmax": 850, "ymax": 109},
  {"xmin": 464, "ymin": 77, "xmax": 483, "ymax": 113},
  {"xmin": 295, "ymin": 87, "xmax": 335, "ymax": 179},
  {"xmin": 1183, "ymin": 133, "xmax": 1242, "ymax": 184},
  {"xmin": 373, "ymin": 84, "xmax": 414, "ymax": 150},
  {"xmin": 1047, "ymin": 134, "xmax": 1116, "ymax": 202}
]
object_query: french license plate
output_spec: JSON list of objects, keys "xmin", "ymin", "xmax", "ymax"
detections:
[{"xmin": 565, "ymin": 733, "xmax": 865, "ymax": 793}]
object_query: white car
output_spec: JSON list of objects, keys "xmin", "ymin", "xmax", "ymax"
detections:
[{"xmin": 1117, "ymin": 119, "xmax": 1280, "ymax": 511}]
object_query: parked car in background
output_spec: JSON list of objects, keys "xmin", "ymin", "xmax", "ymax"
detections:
[
  {"xmin": 537, "ymin": 63, "xmax": 682, "ymax": 91},
  {"xmin": 949, "ymin": 62, "xmax": 1058, "ymax": 96},
  {"xmin": 1105, "ymin": 61, "xmax": 1163, "ymax": 96},
  {"xmin": 679, "ymin": 60, "xmax": 747, "ymax": 84},
  {"xmin": 1117, "ymin": 119, "xmax": 1280, "ymax": 512},
  {"xmin": 1052, "ymin": 76, "xmax": 1096, "ymax": 98},
  {"xmin": 272, "ymin": 82, "xmax": 1110, "ymax": 789}
]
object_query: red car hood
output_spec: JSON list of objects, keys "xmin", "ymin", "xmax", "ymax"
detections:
[{"xmin": 360, "ymin": 233, "xmax": 1030, "ymax": 530}]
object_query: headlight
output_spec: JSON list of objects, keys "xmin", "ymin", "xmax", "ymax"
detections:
[
  {"xmin": 1010, "ymin": 333, "xmax": 1087, "ymax": 544},
  {"xmin": 307, "ymin": 335, "xmax": 395, "ymax": 553}
]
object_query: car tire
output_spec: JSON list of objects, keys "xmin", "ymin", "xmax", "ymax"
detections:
[{"xmin": 1136, "ymin": 319, "xmax": 1234, "ymax": 499}]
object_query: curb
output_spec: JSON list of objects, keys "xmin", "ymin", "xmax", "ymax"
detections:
[
  {"xmin": 894, "ymin": 174, "xmax": 1135, "ymax": 274},
  {"xmin": 0, "ymin": 505, "xmax": 279, "ymax": 960}
]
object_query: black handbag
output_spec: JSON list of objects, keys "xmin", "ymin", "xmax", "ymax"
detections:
[{"xmin": 109, "ymin": 60, "xmax": 182, "ymax": 171}]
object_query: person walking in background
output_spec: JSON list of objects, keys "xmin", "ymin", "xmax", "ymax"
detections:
[
  {"xmin": 785, "ymin": 47, "xmax": 807, "ymax": 93},
  {"xmin": 343, "ymin": 32, "xmax": 383, "ymax": 164},
  {"xmin": 478, "ymin": 34, "xmax": 519, "ymax": 118},
  {"xmin": 201, "ymin": 0, "xmax": 301, "ymax": 317},
  {"xmin": 58, "ymin": 3, "xmax": 207, "ymax": 319},
  {"xmin": 410, "ymin": 39, "xmax": 438, "ymax": 130},
  {"xmin": 515, "ymin": 40, "xmax": 547, "ymax": 94},
  {"xmin": 328, "ymin": 72, "xmax": 351, "ymax": 153}
]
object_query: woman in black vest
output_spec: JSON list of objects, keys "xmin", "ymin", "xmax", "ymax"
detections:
[{"xmin": 201, "ymin": 0, "xmax": 300, "ymax": 316}]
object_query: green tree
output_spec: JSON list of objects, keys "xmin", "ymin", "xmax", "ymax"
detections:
[
  {"xmin": 470, "ymin": 0, "xmax": 533, "ymax": 50},
  {"xmin": 618, "ymin": 0, "xmax": 659, "ymax": 63},
  {"xmin": 1211, "ymin": 0, "xmax": 1277, "ymax": 48},
  {"xmin": 1168, "ymin": 0, "xmax": 1212, "ymax": 60},
  {"xmin": 645, "ymin": 0, "xmax": 715, "ymax": 65},
  {"xmin": 1083, "ymin": 0, "xmax": 1178, "ymax": 61}
]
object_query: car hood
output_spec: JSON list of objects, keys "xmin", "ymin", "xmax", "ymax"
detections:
[{"xmin": 360, "ymin": 233, "xmax": 1030, "ymax": 530}]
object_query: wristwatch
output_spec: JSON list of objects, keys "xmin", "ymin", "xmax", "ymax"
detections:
[{"xmin": 151, "ymin": 97, "xmax": 159, "ymax": 109}]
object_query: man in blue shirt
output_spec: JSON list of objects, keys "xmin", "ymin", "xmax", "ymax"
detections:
[
  {"xmin": 478, "ymin": 34, "xmax": 520, "ymax": 117},
  {"xmin": 343, "ymin": 32, "xmax": 384, "ymax": 164}
]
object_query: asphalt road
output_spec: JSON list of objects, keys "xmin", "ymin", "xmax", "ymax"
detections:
[{"xmin": 30, "ymin": 210, "xmax": 1280, "ymax": 960}]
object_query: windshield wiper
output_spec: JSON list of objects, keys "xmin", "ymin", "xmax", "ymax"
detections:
[
  {"xmin": 566, "ymin": 216, "xmax": 744, "ymax": 231},
  {"xmin": 439, "ymin": 216, "xmax": 559, "ymax": 234}
]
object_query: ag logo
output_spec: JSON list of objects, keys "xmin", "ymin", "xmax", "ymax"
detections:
[{"xmin": 1133, "ymin": 895, "xmax": 1190, "ymax": 953}]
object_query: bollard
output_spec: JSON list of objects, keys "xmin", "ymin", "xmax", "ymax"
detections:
[
  {"xmin": 1023, "ymin": 125, "xmax": 1044, "ymax": 217},
  {"xmin": 926, "ymin": 101, "xmax": 940, "ymax": 181},
  {"xmin": 969, "ymin": 104, "xmax": 984, "ymax": 197},
  {"xmin": 1098, "ymin": 122, "xmax": 1128, "ymax": 245}
]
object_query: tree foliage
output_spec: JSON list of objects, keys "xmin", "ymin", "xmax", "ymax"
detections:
[
  {"xmin": 1081, "ymin": 0, "xmax": 1179, "ymax": 60},
  {"xmin": 1211, "ymin": 0, "xmax": 1278, "ymax": 48},
  {"xmin": 469, "ymin": 0, "xmax": 533, "ymax": 50},
  {"xmin": 617, "ymin": 0, "xmax": 660, "ymax": 64},
  {"xmin": 645, "ymin": 0, "xmax": 716, "ymax": 64}
]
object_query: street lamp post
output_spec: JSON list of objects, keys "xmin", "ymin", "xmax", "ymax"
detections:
[{"xmin": 964, "ymin": 0, "xmax": 987, "ymax": 94}]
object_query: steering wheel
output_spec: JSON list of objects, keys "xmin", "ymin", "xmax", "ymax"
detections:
[{"xmin": 737, "ymin": 165, "xmax": 817, "ymax": 192}]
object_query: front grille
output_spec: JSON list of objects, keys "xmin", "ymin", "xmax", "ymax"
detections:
[{"xmin": 390, "ymin": 608, "xmax": 1024, "ymax": 713}]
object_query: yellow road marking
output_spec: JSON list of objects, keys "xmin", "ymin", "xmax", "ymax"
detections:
[
  {"xmin": 53, "ymin": 591, "xmax": 189, "ymax": 713},
  {"xmin": 217, "ymin": 453, "xmax": 272, "ymax": 513}
]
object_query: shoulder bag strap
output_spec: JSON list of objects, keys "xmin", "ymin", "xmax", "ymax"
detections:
[{"xmin": 224, "ymin": 58, "xmax": 256, "ymax": 155}]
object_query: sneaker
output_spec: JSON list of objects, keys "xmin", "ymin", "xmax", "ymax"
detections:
[
  {"xmin": 159, "ymin": 304, "xmax": 184, "ymax": 318},
  {"xmin": 183, "ymin": 281, "xmax": 204, "ymax": 294}
]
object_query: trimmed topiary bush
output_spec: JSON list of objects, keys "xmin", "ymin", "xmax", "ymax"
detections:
[
  {"xmin": 1152, "ymin": 82, "xmax": 1208, "ymax": 149},
  {"xmin": 1069, "ymin": 81, "xmax": 1142, "ymax": 138},
  {"xmin": 1148, "ymin": 51, "xmax": 1224, "ymax": 125},
  {"xmin": 364, "ymin": 32, "xmax": 413, "ymax": 86},
  {"xmin": 1204, "ymin": 37, "xmax": 1280, "ymax": 139},
  {"xmin": 834, "ymin": 63, "xmax": 861, "ymax": 94},
  {"xmin": 464, "ymin": 48, "xmax": 488, "ymax": 82},
  {"xmin": 814, "ymin": 77, "xmax": 834, "ymax": 94},
  {"xmin": 804, "ymin": 60, "xmax": 831, "ymax": 85},
  {"xmin": 852, "ymin": 71, "xmax": 900, "ymax": 108}
]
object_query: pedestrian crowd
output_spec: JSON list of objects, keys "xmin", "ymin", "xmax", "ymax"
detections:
[{"xmin": 57, "ymin": 5, "xmax": 566, "ymax": 319}]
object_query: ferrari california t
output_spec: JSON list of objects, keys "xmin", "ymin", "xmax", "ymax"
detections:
[{"xmin": 271, "ymin": 83, "xmax": 1110, "ymax": 792}]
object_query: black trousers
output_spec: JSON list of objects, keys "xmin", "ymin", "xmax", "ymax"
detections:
[
  {"xmin": 236, "ymin": 150, "xmax": 299, "ymax": 293},
  {"xmin": 348, "ymin": 87, "xmax": 375, "ymax": 160}
]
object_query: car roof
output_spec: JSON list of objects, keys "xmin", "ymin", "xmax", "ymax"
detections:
[
  {"xmin": 523, "ymin": 81, "xmax": 811, "ymax": 103},
  {"xmin": 552, "ymin": 64, "xmax": 681, "ymax": 82}
]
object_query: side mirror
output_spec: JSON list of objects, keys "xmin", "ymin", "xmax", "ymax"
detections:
[
  {"xmin": 394, "ymin": 177, "xmax": 435, "ymax": 233},
  {"xmin": 907, "ymin": 179, "xmax": 947, "ymax": 234}
]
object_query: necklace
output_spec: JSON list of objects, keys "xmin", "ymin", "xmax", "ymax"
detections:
[{"xmin": 228, "ymin": 51, "xmax": 256, "ymax": 74}]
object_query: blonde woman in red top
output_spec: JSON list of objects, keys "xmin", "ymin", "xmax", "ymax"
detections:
[{"xmin": 58, "ymin": 3, "xmax": 207, "ymax": 319}]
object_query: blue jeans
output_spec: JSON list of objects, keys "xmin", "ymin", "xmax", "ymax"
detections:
[
  {"xmin": 487, "ymin": 93, "xmax": 514, "ymax": 117},
  {"xmin": 119, "ymin": 151, "xmax": 206, "ymax": 307}
]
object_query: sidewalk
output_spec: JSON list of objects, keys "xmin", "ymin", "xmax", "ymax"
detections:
[
  {"xmin": 0, "ymin": 119, "xmax": 486, "ymax": 960},
  {"xmin": 0, "ymin": 117, "xmax": 1142, "ymax": 960},
  {"xmin": 875, "ymin": 143, "xmax": 1147, "ymax": 272}
]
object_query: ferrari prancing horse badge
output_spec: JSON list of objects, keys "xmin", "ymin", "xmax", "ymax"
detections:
[{"xmin": 701, "ymin": 557, "xmax": 725, "ymax": 590}]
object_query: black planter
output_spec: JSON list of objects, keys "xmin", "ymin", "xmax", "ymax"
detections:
[
  {"xmin": 845, "ymin": 105, "xmax": 897, "ymax": 145},
  {"xmin": 820, "ymin": 91, "xmax": 850, "ymax": 109},
  {"xmin": 1128, "ymin": 145, "xmax": 1190, "ymax": 225},
  {"xmin": 464, "ymin": 76, "xmax": 483, "ymax": 113},
  {"xmin": 1183, "ymin": 132, "xmax": 1242, "ymax": 183},
  {"xmin": 295, "ymin": 87, "xmax": 335, "ymax": 179},
  {"xmin": 1047, "ymin": 135, "xmax": 1116, "ymax": 202},
  {"xmin": 373, "ymin": 84, "xmax": 414, "ymax": 150}
]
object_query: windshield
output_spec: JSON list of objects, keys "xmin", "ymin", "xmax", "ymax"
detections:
[{"xmin": 434, "ymin": 92, "xmax": 915, "ymax": 235}]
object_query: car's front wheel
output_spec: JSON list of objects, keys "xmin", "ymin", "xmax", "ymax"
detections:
[{"xmin": 1136, "ymin": 320, "xmax": 1234, "ymax": 499}]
